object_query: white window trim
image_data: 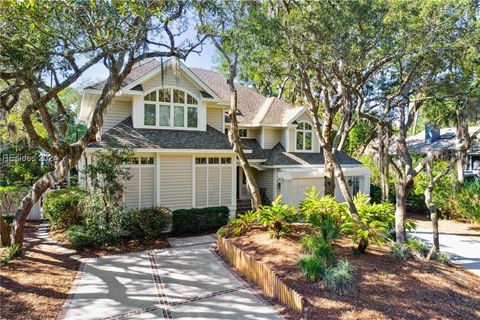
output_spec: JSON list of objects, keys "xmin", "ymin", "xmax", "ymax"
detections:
[
  {"xmin": 194, "ymin": 156, "xmax": 234, "ymax": 207},
  {"xmin": 295, "ymin": 121, "xmax": 314, "ymax": 152},
  {"xmin": 142, "ymin": 87, "xmax": 200, "ymax": 129}
]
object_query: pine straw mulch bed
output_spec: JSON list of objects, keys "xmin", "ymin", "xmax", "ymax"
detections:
[
  {"xmin": 227, "ymin": 224, "xmax": 480, "ymax": 320},
  {"xmin": 0, "ymin": 222, "xmax": 170, "ymax": 320}
]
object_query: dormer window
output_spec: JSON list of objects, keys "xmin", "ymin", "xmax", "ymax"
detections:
[
  {"xmin": 143, "ymin": 88, "xmax": 198, "ymax": 128},
  {"xmin": 296, "ymin": 121, "xmax": 312, "ymax": 151}
]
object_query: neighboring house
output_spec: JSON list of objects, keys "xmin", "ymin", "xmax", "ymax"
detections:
[
  {"xmin": 406, "ymin": 125, "xmax": 480, "ymax": 178},
  {"xmin": 78, "ymin": 59, "xmax": 370, "ymax": 214}
]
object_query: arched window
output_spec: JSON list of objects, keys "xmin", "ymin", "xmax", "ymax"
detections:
[
  {"xmin": 143, "ymin": 88, "xmax": 198, "ymax": 128},
  {"xmin": 296, "ymin": 121, "xmax": 312, "ymax": 151}
]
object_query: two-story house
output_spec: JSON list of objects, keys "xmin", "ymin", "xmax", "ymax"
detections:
[{"xmin": 78, "ymin": 59, "xmax": 371, "ymax": 215}]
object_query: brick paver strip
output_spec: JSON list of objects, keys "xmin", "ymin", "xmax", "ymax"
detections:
[{"xmin": 148, "ymin": 251, "xmax": 172, "ymax": 319}]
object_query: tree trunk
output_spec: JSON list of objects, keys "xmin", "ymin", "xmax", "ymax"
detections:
[
  {"xmin": 226, "ymin": 76, "xmax": 262, "ymax": 210},
  {"xmin": 395, "ymin": 182, "xmax": 407, "ymax": 243},
  {"xmin": 0, "ymin": 217, "xmax": 11, "ymax": 247},
  {"xmin": 324, "ymin": 158, "xmax": 335, "ymax": 196},
  {"xmin": 456, "ymin": 154, "xmax": 465, "ymax": 185}
]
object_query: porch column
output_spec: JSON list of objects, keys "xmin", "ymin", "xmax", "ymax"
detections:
[{"xmin": 155, "ymin": 153, "xmax": 161, "ymax": 206}]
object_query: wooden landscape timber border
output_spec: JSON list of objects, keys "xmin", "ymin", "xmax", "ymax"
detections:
[{"xmin": 217, "ymin": 236, "xmax": 304, "ymax": 313}]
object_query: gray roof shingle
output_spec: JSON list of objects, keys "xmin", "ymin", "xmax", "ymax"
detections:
[
  {"xmin": 89, "ymin": 117, "xmax": 234, "ymax": 150},
  {"xmin": 243, "ymin": 139, "xmax": 362, "ymax": 166}
]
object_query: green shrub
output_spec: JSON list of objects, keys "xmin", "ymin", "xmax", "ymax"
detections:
[
  {"xmin": 406, "ymin": 238, "xmax": 429, "ymax": 257},
  {"xmin": 300, "ymin": 188, "xmax": 346, "ymax": 227},
  {"xmin": 432, "ymin": 251, "xmax": 450, "ymax": 265},
  {"xmin": 44, "ymin": 187, "xmax": 87, "ymax": 229},
  {"xmin": 298, "ymin": 254, "xmax": 327, "ymax": 282},
  {"xmin": 125, "ymin": 207, "xmax": 172, "ymax": 241},
  {"xmin": 0, "ymin": 244, "xmax": 21, "ymax": 266},
  {"xmin": 257, "ymin": 195, "xmax": 298, "ymax": 239},
  {"xmin": 323, "ymin": 259, "xmax": 357, "ymax": 295},
  {"xmin": 220, "ymin": 210, "xmax": 257, "ymax": 238},
  {"xmin": 66, "ymin": 225, "xmax": 94, "ymax": 249},
  {"xmin": 388, "ymin": 242, "xmax": 411, "ymax": 261},
  {"xmin": 66, "ymin": 193, "xmax": 125, "ymax": 249},
  {"xmin": 454, "ymin": 181, "xmax": 480, "ymax": 223},
  {"xmin": 0, "ymin": 186, "xmax": 29, "ymax": 215},
  {"xmin": 341, "ymin": 194, "xmax": 393, "ymax": 253},
  {"xmin": 172, "ymin": 206, "xmax": 229, "ymax": 235}
]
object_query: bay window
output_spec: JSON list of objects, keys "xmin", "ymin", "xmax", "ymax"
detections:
[{"xmin": 143, "ymin": 88, "xmax": 198, "ymax": 128}]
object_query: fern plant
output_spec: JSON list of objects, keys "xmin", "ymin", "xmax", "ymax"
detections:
[{"xmin": 257, "ymin": 195, "xmax": 298, "ymax": 238}]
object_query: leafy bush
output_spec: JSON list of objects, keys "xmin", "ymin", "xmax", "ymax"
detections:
[
  {"xmin": 432, "ymin": 251, "xmax": 450, "ymax": 265},
  {"xmin": 257, "ymin": 195, "xmax": 298, "ymax": 239},
  {"xmin": 300, "ymin": 188, "xmax": 346, "ymax": 227},
  {"xmin": 219, "ymin": 210, "xmax": 257, "ymax": 238},
  {"xmin": 125, "ymin": 207, "xmax": 172, "ymax": 241},
  {"xmin": 388, "ymin": 242, "xmax": 411, "ymax": 261},
  {"xmin": 298, "ymin": 254, "xmax": 328, "ymax": 282},
  {"xmin": 453, "ymin": 181, "xmax": 480, "ymax": 223},
  {"xmin": 341, "ymin": 194, "xmax": 394, "ymax": 253},
  {"xmin": 66, "ymin": 194, "xmax": 125, "ymax": 249},
  {"xmin": 323, "ymin": 259, "xmax": 357, "ymax": 295},
  {"xmin": 172, "ymin": 206, "xmax": 229, "ymax": 235},
  {"xmin": 66, "ymin": 225, "xmax": 94, "ymax": 249},
  {"xmin": 44, "ymin": 187, "xmax": 87, "ymax": 229},
  {"xmin": 406, "ymin": 238, "xmax": 429, "ymax": 258},
  {"xmin": 0, "ymin": 244, "xmax": 21, "ymax": 266}
]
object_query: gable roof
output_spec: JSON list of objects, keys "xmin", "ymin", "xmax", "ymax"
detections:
[
  {"xmin": 89, "ymin": 117, "xmax": 235, "ymax": 150},
  {"xmin": 242, "ymin": 139, "xmax": 362, "ymax": 166},
  {"xmin": 84, "ymin": 59, "xmax": 303, "ymax": 126}
]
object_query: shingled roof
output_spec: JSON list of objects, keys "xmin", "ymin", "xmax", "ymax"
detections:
[
  {"xmin": 86, "ymin": 59, "xmax": 299, "ymax": 126},
  {"xmin": 90, "ymin": 117, "xmax": 235, "ymax": 150},
  {"xmin": 242, "ymin": 139, "xmax": 362, "ymax": 166}
]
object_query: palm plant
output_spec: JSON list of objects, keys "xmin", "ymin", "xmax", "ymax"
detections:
[{"xmin": 257, "ymin": 195, "xmax": 298, "ymax": 238}]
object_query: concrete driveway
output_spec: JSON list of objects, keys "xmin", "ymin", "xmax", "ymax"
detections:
[
  {"xmin": 411, "ymin": 227, "xmax": 480, "ymax": 277},
  {"xmin": 61, "ymin": 236, "xmax": 282, "ymax": 320}
]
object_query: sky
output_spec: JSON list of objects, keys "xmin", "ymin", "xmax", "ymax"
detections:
[{"xmin": 74, "ymin": 39, "xmax": 218, "ymax": 89}]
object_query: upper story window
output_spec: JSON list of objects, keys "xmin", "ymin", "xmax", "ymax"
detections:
[
  {"xmin": 144, "ymin": 88, "xmax": 198, "ymax": 128},
  {"xmin": 296, "ymin": 121, "xmax": 312, "ymax": 151},
  {"xmin": 238, "ymin": 129, "xmax": 248, "ymax": 138}
]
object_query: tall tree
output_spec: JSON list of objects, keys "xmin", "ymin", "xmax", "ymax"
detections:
[
  {"xmin": 197, "ymin": 0, "xmax": 262, "ymax": 209},
  {"xmin": 0, "ymin": 1, "xmax": 203, "ymax": 251},
  {"xmin": 235, "ymin": 0, "xmax": 399, "ymax": 219},
  {"xmin": 362, "ymin": 0, "xmax": 475, "ymax": 243}
]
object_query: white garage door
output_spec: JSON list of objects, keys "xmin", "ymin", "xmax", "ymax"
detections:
[{"xmin": 291, "ymin": 178, "xmax": 324, "ymax": 205}]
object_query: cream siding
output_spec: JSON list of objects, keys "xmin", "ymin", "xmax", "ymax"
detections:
[
  {"xmin": 102, "ymin": 97, "xmax": 132, "ymax": 133},
  {"xmin": 159, "ymin": 155, "xmax": 193, "ymax": 209},
  {"xmin": 262, "ymin": 128, "xmax": 283, "ymax": 149},
  {"xmin": 142, "ymin": 67, "xmax": 201, "ymax": 98},
  {"xmin": 249, "ymin": 128, "xmax": 261, "ymax": 142},
  {"xmin": 206, "ymin": 107, "xmax": 224, "ymax": 132},
  {"xmin": 256, "ymin": 169, "xmax": 276, "ymax": 202}
]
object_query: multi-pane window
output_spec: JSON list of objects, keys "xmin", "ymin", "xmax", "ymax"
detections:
[
  {"xmin": 238, "ymin": 129, "xmax": 248, "ymax": 137},
  {"xmin": 195, "ymin": 157, "xmax": 232, "ymax": 165},
  {"xmin": 143, "ymin": 88, "xmax": 198, "ymax": 128},
  {"xmin": 296, "ymin": 121, "xmax": 313, "ymax": 151},
  {"xmin": 124, "ymin": 156, "xmax": 154, "ymax": 165}
]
